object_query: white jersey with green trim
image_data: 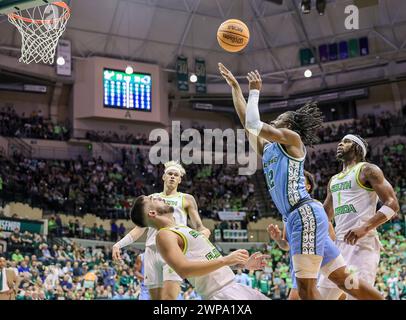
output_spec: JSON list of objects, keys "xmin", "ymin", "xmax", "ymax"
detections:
[
  {"xmin": 330, "ymin": 162, "xmax": 379, "ymax": 241},
  {"xmin": 162, "ymin": 224, "xmax": 235, "ymax": 299},
  {"xmin": 145, "ymin": 192, "xmax": 188, "ymax": 248}
]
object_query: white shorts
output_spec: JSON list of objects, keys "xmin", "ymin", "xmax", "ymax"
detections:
[
  {"xmin": 318, "ymin": 236, "xmax": 381, "ymax": 292},
  {"xmin": 144, "ymin": 246, "xmax": 183, "ymax": 289},
  {"xmin": 209, "ymin": 282, "xmax": 270, "ymax": 300}
]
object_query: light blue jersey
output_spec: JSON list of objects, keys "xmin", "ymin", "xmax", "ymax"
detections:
[
  {"xmin": 262, "ymin": 142, "xmax": 311, "ymax": 221},
  {"xmin": 262, "ymin": 141, "xmax": 340, "ymax": 272}
]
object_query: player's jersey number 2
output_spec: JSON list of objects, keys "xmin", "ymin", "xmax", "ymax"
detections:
[{"xmin": 266, "ymin": 169, "xmax": 275, "ymax": 190}]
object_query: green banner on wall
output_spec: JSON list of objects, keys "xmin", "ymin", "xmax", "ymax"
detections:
[
  {"xmin": 176, "ymin": 56, "xmax": 189, "ymax": 91},
  {"xmin": 195, "ymin": 58, "xmax": 206, "ymax": 93},
  {"xmin": 0, "ymin": 217, "xmax": 44, "ymax": 234}
]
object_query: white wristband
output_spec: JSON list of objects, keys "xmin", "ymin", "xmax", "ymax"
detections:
[
  {"xmin": 114, "ymin": 233, "xmax": 135, "ymax": 249},
  {"xmin": 246, "ymin": 89, "xmax": 264, "ymax": 136},
  {"xmin": 379, "ymin": 205, "xmax": 396, "ymax": 220}
]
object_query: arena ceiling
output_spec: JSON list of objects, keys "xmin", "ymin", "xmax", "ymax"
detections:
[{"xmin": 0, "ymin": 0, "xmax": 406, "ymax": 93}]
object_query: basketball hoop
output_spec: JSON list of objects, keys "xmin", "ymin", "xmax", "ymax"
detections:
[{"xmin": 7, "ymin": 1, "xmax": 71, "ymax": 65}]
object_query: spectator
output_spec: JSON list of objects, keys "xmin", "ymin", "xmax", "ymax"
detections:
[
  {"xmin": 234, "ymin": 269, "xmax": 251, "ymax": 287},
  {"xmin": 39, "ymin": 244, "xmax": 52, "ymax": 263},
  {"xmin": 91, "ymin": 224, "xmax": 98, "ymax": 239},
  {"xmin": 10, "ymin": 229, "xmax": 23, "ymax": 248},
  {"xmin": 112, "ymin": 286, "xmax": 127, "ymax": 300},
  {"xmin": 11, "ymin": 249, "xmax": 24, "ymax": 263},
  {"xmin": 48, "ymin": 217, "xmax": 57, "ymax": 238},
  {"xmin": 101, "ymin": 263, "xmax": 115, "ymax": 288},
  {"xmin": 17, "ymin": 260, "xmax": 30, "ymax": 274},
  {"xmin": 110, "ymin": 220, "xmax": 118, "ymax": 242},
  {"xmin": 97, "ymin": 225, "xmax": 106, "ymax": 241},
  {"xmin": 118, "ymin": 223, "xmax": 126, "ymax": 239}
]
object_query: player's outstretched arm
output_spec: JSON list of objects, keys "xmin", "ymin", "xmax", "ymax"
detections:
[
  {"xmin": 218, "ymin": 62, "xmax": 267, "ymax": 156},
  {"xmin": 245, "ymin": 70, "xmax": 302, "ymax": 148},
  {"xmin": 112, "ymin": 226, "xmax": 146, "ymax": 261},
  {"xmin": 344, "ymin": 164, "xmax": 400, "ymax": 245},
  {"xmin": 156, "ymin": 230, "xmax": 249, "ymax": 278},
  {"xmin": 184, "ymin": 194, "xmax": 211, "ymax": 238}
]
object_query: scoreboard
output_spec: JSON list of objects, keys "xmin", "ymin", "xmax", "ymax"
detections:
[{"xmin": 103, "ymin": 69, "xmax": 152, "ymax": 111}]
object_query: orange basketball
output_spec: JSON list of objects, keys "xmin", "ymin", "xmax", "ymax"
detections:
[{"xmin": 217, "ymin": 19, "xmax": 250, "ymax": 53}]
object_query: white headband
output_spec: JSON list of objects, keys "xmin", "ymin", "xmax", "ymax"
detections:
[
  {"xmin": 343, "ymin": 134, "xmax": 367, "ymax": 157},
  {"xmin": 165, "ymin": 165, "xmax": 183, "ymax": 175}
]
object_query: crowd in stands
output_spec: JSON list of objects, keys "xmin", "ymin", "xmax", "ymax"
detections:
[
  {"xmin": 0, "ymin": 105, "xmax": 403, "ymax": 148},
  {"xmin": 0, "ymin": 150, "xmax": 259, "ymax": 221},
  {"xmin": 0, "ymin": 150, "xmax": 157, "ymax": 219},
  {"xmin": 0, "ymin": 228, "xmax": 202, "ymax": 300},
  {"xmin": 85, "ymin": 113, "xmax": 402, "ymax": 147},
  {"xmin": 46, "ymin": 215, "xmax": 127, "ymax": 242},
  {"xmin": 86, "ymin": 131, "xmax": 152, "ymax": 146},
  {"xmin": 182, "ymin": 164, "xmax": 258, "ymax": 220},
  {"xmin": 317, "ymin": 112, "xmax": 398, "ymax": 143},
  {"xmin": 0, "ymin": 107, "xmax": 70, "ymax": 141},
  {"xmin": 1, "ymin": 223, "xmax": 403, "ymax": 300}
]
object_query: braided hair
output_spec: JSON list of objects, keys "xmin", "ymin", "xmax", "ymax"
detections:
[{"xmin": 285, "ymin": 102, "xmax": 324, "ymax": 147}]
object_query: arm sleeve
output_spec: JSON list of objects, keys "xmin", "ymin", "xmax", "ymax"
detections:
[{"xmin": 245, "ymin": 89, "xmax": 264, "ymax": 136}]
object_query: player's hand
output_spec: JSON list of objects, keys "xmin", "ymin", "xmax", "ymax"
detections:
[
  {"xmin": 112, "ymin": 245, "xmax": 121, "ymax": 261},
  {"xmin": 218, "ymin": 63, "xmax": 239, "ymax": 88},
  {"xmin": 244, "ymin": 252, "xmax": 270, "ymax": 271},
  {"xmin": 201, "ymin": 228, "xmax": 211, "ymax": 238},
  {"xmin": 344, "ymin": 226, "xmax": 368, "ymax": 245},
  {"xmin": 267, "ymin": 224, "xmax": 282, "ymax": 241},
  {"xmin": 247, "ymin": 70, "xmax": 262, "ymax": 91},
  {"xmin": 223, "ymin": 249, "xmax": 249, "ymax": 266}
]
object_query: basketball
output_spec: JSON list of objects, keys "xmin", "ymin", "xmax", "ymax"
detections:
[{"xmin": 217, "ymin": 19, "xmax": 250, "ymax": 53}]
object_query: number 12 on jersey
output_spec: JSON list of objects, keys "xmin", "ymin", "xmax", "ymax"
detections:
[{"xmin": 266, "ymin": 169, "xmax": 275, "ymax": 190}]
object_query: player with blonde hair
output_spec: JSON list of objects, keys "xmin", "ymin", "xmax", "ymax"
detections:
[
  {"xmin": 112, "ymin": 161, "xmax": 210, "ymax": 300},
  {"xmin": 129, "ymin": 195, "xmax": 270, "ymax": 300}
]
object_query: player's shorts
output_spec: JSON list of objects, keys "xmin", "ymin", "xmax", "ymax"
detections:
[
  {"xmin": 318, "ymin": 236, "xmax": 381, "ymax": 296},
  {"xmin": 209, "ymin": 282, "xmax": 270, "ymax": 300},
  {"xmin": 286, "ymin": 201, "xmax": 341, "ymax": 278},
  {"xmin": 144, "ymin": 246, "xmax": 183, "ymax": 289}
]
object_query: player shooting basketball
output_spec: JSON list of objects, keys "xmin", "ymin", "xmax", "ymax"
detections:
[{"xmin": 219, "ymin": 63, "xmax": 383, "ymax": 300}]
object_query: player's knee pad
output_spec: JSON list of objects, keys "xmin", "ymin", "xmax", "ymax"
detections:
[{"xmin": 292, "ymin": 254, "xmax": 323, "ymax": 279}]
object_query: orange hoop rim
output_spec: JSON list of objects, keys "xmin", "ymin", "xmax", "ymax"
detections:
[{"xmin": 8, "ymin": 2, "xmax": 70, "ymax": 25}]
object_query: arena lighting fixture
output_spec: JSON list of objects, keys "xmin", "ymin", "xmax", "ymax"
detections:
[
  {"xmin": 190, "ymin": 73, "xmax": 198, "ymax": 83},
  {"xmin": 56, "ymin": 56, "xmax": 65, "ymax": 66},
  {"xmin": 316, "ymin": 0, "xmax": 326, "ymax": 15},
  {"xmin": 301, "ymin": 0, "xmax": 311, "ymax": 14},
  {"xmin": 125, "ymin": 65, "xmax": 134, "ymax": 75},
  {"xmin": 304, "ymin": 69, "xmax": 312, "ymax": 78}
]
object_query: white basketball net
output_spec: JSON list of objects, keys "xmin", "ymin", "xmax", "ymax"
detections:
[{"xmin": 7, "ymin": 2, "xmax": 70, "ymax": 64}]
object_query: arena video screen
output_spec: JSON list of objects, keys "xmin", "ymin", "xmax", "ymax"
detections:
[{"xmin": 103, "ymin": 69, "xmax": 152, "ymax": 111}]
